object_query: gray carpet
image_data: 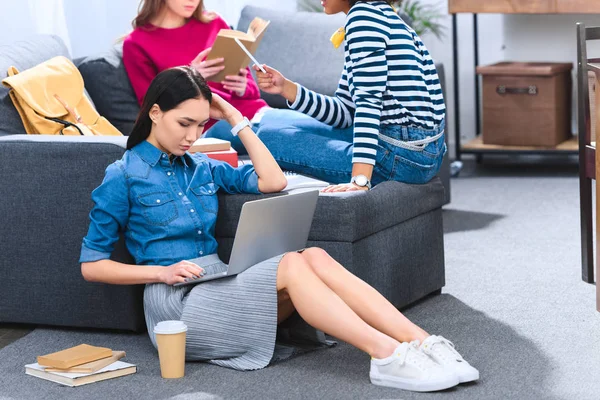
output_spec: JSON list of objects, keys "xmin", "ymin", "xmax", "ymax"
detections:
[{"xmin": 1, "ymin": 159, "xmax": 599, "ymax": 400}]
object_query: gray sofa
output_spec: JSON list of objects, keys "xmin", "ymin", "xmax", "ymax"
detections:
[{"xmin": 0, "ymin": 7, "xmax": 447, "ymax": 332}]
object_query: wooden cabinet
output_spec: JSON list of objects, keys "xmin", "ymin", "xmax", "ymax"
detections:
[{"xmin": 449, "ymin": 0, "xmax": 600, "ymax": 14}]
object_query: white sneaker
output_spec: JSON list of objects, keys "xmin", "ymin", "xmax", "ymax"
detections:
[
  {"xmin": 369, "ymin": 341, "xmax": 459, "ymax": 392},
  {"xmin": 420, "ymin": 335, "xmax": 479, "ymax": 383}
]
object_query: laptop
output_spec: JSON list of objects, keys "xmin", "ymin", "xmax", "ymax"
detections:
[{"xmin": 174, "ymin": 189, "xmax": 319, "ymax": 286}]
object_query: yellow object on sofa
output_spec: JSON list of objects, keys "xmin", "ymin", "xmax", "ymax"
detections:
[{"xmin": 1, "ymin": 56, "xmax": 121, "ymax": 136}]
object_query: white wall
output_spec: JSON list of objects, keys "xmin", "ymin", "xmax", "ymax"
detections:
[
  {"xmin": 204, "ymin": 0, "xmax": 296, "ymax": 28},
  {"xmin": 0, "ymin": 0, "xmax": 139, "ymax": 58}
]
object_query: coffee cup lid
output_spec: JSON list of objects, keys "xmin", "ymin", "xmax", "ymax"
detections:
[{"xmin": 154, "ymin": 320, "xmax": 188, "ymax": 335}]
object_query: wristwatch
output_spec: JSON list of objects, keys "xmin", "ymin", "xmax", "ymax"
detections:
[
  {"xmin": 230, "ymin": 117, "xmax": 251, "ymax": 136},
  {"xmin": 351, "ymin": 174, "xmax": 371, "ymax": 190}
]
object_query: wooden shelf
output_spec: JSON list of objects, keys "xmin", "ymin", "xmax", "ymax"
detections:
[
  {"xmin": 461, "ymin": 135, "xmax": 579, "ymax": 154},
  {"xmin": 449, "ymin": 0, "xmax": 600, "ymax": 14}
]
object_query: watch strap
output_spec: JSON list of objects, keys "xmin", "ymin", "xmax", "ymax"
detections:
[{"xmin": 230, "ymin": 117, "xmax": 251, "ymax": 136}]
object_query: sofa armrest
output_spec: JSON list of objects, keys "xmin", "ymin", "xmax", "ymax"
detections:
[{"xmin": 0, "ymin": 135, "xmax": 146, "ymax": 331}]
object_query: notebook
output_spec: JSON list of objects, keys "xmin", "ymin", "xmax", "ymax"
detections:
[
  {"xmin": 25, "ymin": 361, "xmax": 136, "ymax": 387},
  {"xmin": 43, "ymin": 351, "xmax": 126, "ymax": 373},
  {"xmin": 283, "ymin": 171, "xmax": 330, "ymax": 191},
  {"xmin": 37, "ymin": 344, "xmax": 112, "ymax": 369}
]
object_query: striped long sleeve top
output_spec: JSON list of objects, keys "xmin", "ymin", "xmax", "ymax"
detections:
[{"xmin": 288, "ymin": 1, "xmax": 445, "ymax": 165}]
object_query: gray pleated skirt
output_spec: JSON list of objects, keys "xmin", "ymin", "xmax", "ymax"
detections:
[{"xmin": 143, "ymin": 253, "xmax": 335, "ymax": 371}]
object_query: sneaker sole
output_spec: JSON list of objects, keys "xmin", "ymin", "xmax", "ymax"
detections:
[
  {"xmin": 458, "ymin": 369, "xmax": 479, "ymax": 383},
  {"xmin": 370, "ymin": 372, "xmax": 460, "ymax": 392}
]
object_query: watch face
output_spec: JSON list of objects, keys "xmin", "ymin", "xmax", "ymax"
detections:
[{"xmin": 355, "ymin": 175, "xmax": 368, "ymax": 186}]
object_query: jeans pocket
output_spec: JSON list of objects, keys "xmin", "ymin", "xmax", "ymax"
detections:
[
  {"xmin": 373, "ymin": 142, "xmax": 394, "ymax": 183},
  {"xmin": 391, "ymin": 151, "xmax": 442, "ymax": 184},
  {"xmin": 138, "ymin": 191, "xmax": 178, "ymax": 226},
  {"xmin": 422, "ymin": 135, "xmax": 446, "ymax": 159}
]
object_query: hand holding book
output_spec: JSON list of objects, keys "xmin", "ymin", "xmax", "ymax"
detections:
[
  {"xmin": 205, "ymin": 17, "xmax": 270, "ymax": 83},
  {"xmin": 222, "ymin": 68, "xmax": 248, "ymax": 97},
  {"xmin": 190, "ymin": 47, "xmax": 225, "ymax": 81}
]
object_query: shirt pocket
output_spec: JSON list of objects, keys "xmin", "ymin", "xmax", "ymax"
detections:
[
  {"xmin": 138, "ymin": 191, "xmax": 178, "ymax": 226},
  {"xmin": 190, "ymin": 182, "xmax": 219, "ymax": 214}
]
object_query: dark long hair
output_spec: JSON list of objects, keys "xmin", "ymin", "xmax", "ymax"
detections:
[{"xmin": 127, "ymin": 66, "xmax": 212, "ymax": 150}]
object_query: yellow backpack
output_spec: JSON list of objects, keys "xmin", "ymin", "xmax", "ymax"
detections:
[{"xmin": 1, "ymin": 56, "xmax": 121, "ymax": 136}]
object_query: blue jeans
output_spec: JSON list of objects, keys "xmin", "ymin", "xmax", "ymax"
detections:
[{"xmin": 206, "ymin": 109, "xmax": 447, "ymax": 186}]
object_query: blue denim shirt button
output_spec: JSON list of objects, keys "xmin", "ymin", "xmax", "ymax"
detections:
[
  {"xmin": 178, "ymin": 192, "xmax": 183, "ymax": 196},
  {"xmin": 190, "ymin": 209, "xmax": 195, "ymax": 213},
  {"xmin": 167, "ymin": 172, "xmax": 172, "ymax": 176},
  {"xmin": 162, "ymin": 154, "xmax": 167, "ymax": 158},
  {"xmin": 197, "ymin": 230, "xmax": 202, "ymax": 235},
  {"xmin": 199, "ymin": 251, "xmax": 203, "ymax": 255}
]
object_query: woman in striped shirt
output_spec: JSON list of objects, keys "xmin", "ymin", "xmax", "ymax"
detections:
[{"xmin": 256, "ymin": 0, "xmax": 446, "ymax": 192}]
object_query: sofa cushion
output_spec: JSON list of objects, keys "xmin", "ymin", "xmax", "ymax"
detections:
[
  {"xmin": 237, "ymin": 6, "xmax": 346, "ymax": 109},
  {"xmin": 216, "ymin": 179, "xmax": 446, "ymax": 243},
  {"xmin": 0, "ymin": 35, "xmax": 70, "ymax": 136},
  {"xmin": 77, "ymin": 43, "xmax": 139, "ymax": 136}
]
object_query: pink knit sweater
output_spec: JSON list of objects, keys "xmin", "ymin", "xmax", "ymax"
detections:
[{"xmin": 123, "ymin": 16, "xmax": 268, "ymax": 130}]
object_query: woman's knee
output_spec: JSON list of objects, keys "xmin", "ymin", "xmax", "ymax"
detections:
[
  {"xmin": 302, "ymin": 247, "xmax": 333, "ymax": 267},
  {"xmin": 277, "ymin": 252, "xmax": 312, "ymax": 288}
]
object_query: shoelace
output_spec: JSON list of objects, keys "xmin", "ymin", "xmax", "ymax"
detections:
[
  {"xmin": 422, "ymin": 336, "xmax": 463, "ymax": 363},
  {"xmin": 399, "ymin": 341, "xmax": 440, "ymax": 371}
]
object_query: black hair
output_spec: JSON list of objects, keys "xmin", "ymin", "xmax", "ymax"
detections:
[
  {"xmin": 127, "ymin": 66, "xmax": 212, "ymax": 150},
  {"xmin": 349, "ymin": 0, "xmax": 396, "ymax": 7}
]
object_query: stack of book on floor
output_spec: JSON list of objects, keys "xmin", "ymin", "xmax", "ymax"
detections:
[
  {"xmin": 25, "ymin": 344, "xmax": 136, "ymax": 387},
  {"xmin": 190, "ymin": 138, "xmax": 238, "ymax": 167}
]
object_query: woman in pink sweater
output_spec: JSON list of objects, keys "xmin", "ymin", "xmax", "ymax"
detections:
[{"xmin": 123, "ymin": 0, "xmax": 269, "ymax": 153}]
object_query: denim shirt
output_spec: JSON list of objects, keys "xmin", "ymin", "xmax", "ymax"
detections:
[{"xmin": 79, "ymin": 141, "xmax": 261, "ymax": 266}]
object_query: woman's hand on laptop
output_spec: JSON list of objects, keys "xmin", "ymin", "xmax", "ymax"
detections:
[{"xmin": 160, "ymin": 261, "xmax": 205, "ymax": 285}]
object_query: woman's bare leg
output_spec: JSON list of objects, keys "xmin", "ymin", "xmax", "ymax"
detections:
[
  {"xmin": 277, "ymin": 252, "xmax": 400, "ymax": 359},
  {"xmin": 277, "ymin": 289, "xmax": 295, "ymax": 323},
  {"xmin": 300, "ymin": 248, "xmax": 429, "ymax": 343}
]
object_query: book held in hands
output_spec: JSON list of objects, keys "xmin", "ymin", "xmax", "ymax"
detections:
[{"xmin": 205, "ymin": 17, "xmax": 270, "ymax": 82}]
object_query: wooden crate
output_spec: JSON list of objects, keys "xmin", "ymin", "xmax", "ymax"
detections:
[{"xmin": 476, "ymin": 62, "xmax": 573, "ymax": 147}]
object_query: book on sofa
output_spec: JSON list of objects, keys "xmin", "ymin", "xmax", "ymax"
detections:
[
  {"xmin": 283, "ymin": 171, "xmax": 329, "ymax": 192},
  {"xmin": 188, "ymin": 138, "xmax": 238, "ymax": 167},
  {"xmin": 204, "ymin": 148, "xmax": 238, "ymax": 167},
  {"xmin": 189, "ymin": 137, "xmax": 231, "ymax": 153},
  {"xmin": 25, "ymin": 360, "xmax": 136, "ymax": 387},
  {"xmin": 205, "ymin": 17, "xmax": 270, "ymax": 82}
]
